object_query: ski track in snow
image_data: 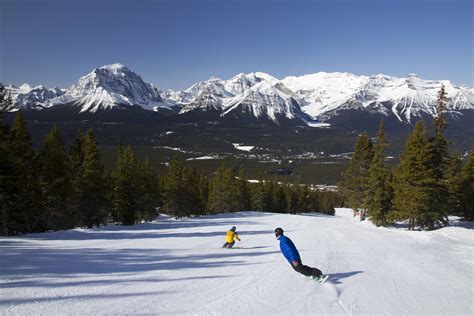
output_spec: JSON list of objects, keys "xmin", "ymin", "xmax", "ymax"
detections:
[{"xmin": 0, "ymin": 209, "xmax": 473, "ymax": 315}]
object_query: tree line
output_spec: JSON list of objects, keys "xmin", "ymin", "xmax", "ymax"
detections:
[
  {"xmin": 339, "ymin": 86, "xmax": 473, "ymax": 230},
  {"xmin": 0, "ymin": 85, "xmax": 341, "ymax": 236}
]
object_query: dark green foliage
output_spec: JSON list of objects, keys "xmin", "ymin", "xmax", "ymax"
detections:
[
  {"xmin": 5, "ymin": 113, "xmax": 41, "ymax": 234},
  {"xmin": 208, "ymin": 165, "xmax": 242, "ymax": 213},
  {"xmin": 161, "ymin": 155, "xmax": 187, "ymax": 217},
  {"xmin": 237, "ymin": 169, "xmax": 251, "ymax": 211},
  {"xmin": 338, "ymin": 133, "xmax": 373, "ymax": 213},
  {"xmin": 459, "ymin": 151, "xmax": 474, "ymax": 220},
  {"xmin": 112, "ymin": 146, "xmax": 141, "ymax": 225},
  {"xmin": 137, "ymin": 159, "xmax": 160, "ymax": 221},
  {"xmin": 365, "ymin": 120, "xmax": 393, "ymax": 226},
  {"xmin": 392, "ymin": 121, "xmax": 446, "ymax": 230},
  {"xmin": 0, "ymin": 86, "xmax": 13, "ymax": 235},
  {"xmin": 38, "ymin": 126, "xmax": 73, "ymax": 230},
  {"xmin": 197, "ymin": 171, "xmax": 210, "ymax": 214},
  {"xmin": 250, "ymin": 176, "xmax": 265, "ymax": 211},
  {"xmin": 78, "ymin": 129, "xmax": 109, "ymax": 227}
]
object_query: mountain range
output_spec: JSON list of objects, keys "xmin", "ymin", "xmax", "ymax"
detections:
[{"xmin": 4, "ymin": 63, "xmax": 474, "ymax": 127}]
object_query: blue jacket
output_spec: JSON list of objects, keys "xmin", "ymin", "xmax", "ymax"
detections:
[{"xmin": 278, "ymin": 235, "xmax": 300, "ymax": 263}]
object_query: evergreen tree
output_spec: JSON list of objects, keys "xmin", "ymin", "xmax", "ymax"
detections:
[
  {"xmin": 208, "ymin": 165, "xmax": 241, "ymax": 213},
  {"xmin": 68, "ymin": 130, "xmax": 86, "ymax": 225},
  {"xmin": 197, "ymin": 172, "xmax": 209, "ymax": 214},
  {"xmin": 181, "ymin": 167, "xmax": 201, "ymax": 216},
  {"xmin": 161, "ymin": 155, "xmax": 187, "ymax": 217},
  {"xmin": 297, "ymin": 184, "xmax": 311, "ymax": 212},
  {"xmin": 250, "ymin": 176, "xmax": 265, "ymax": 211},
  {"xmin": 263, "ymin": 180, "xmax": 275, "ymax": 211},
  {"xmin": 237, "ymin": 169, "xmax": 251, "ymax": 211},
  {"xmin": 444, "ymin": 154, "xmax": 464, "ymax": 217},
  {"xmin": 6, "ymin": 113, "xmax": 41, "ymax": 234},
  {"xmin": 459, "ymin": 151, "xmax": 474, "ymax": 220},
  {"xmin": 272, "ymin": 183, "xmax": 287, "ymax": 213},
  {"xmin": 425, "ymin": 84, "xmax": 450, "ymax": 223},
  {"xmin": 137, "ymin": 159, "xmax": 160, "ymax": 222},
  {"xmin": 339, "ymin": 133, "xmax": 374, "ymax": 215},
  {"xmin": 392, "ymin": 121, "xmax": 445, "ymax": 230},
  {"xmin": 0, "ymin": 85, "xmax": 13, "ymax": 235},
  {"xmin": 285, "ymin": 182, "xmax": 299, "ymax": 214},
  {"xmin": 79, "ymin": 129, "xmax": 109, "ymax": 227},
  {"xmin": 365, "ymin": 120, "xmax": 393, "ymax": 226},
  {"xmin": 38, "ymin": 126, "xmax": 73, "ymax": 230},
  {"xmin": 112, "ymin": 146, "xmax": 140, "ymax": 225}
]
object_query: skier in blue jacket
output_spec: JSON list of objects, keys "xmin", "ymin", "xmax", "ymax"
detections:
[{"xmin": 275, "ymin": 227, "xmax": 324, "ymax": 280}]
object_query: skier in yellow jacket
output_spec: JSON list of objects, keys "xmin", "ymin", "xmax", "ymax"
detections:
[{"xmin": 222, "ymin": 226, "xmax": 241, "ymax": 248}]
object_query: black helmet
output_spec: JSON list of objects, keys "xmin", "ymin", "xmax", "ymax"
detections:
[
  {"xmin": 230, "ymin": 226, "xmax": 236, "ymax": 232},
  {"xmin": 275, "ymin": 227, "xmax": 284, "ymax": 238}
]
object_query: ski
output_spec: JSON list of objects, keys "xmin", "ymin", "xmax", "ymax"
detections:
[{"xmin": 317, "ymin": 275, "xmax": 329, "ymax": 284}]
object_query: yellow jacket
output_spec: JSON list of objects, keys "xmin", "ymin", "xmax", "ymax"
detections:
[{"xmin": 225, "ymin": 230, "xmax": 241, "ymax": 243}]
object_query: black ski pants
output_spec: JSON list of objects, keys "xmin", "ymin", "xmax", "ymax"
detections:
[
  {"xmin": 291, "ymin": 260, "xmax": 322, "ymax": 277},
  {"xmin": 222, "ymin": 241, "xmax": 235, "ymax": 248}
]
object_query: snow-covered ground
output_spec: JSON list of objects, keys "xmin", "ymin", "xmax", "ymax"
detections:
[{"xmin": 1, "ymin": 209, "xmax": 472, "ymax": 315}]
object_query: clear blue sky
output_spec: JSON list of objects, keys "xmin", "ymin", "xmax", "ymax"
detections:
[{"xmin": 1, "ymin": 0, "xmax": 472, "ymax": 89}]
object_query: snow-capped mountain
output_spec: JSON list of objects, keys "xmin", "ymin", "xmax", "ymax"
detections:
[
  {"xmin": 179, "ymin": 88, "xmax": 223, "ymax": 114},
  {"xmin": 5, "ymin": 64, "xmax": 473, "ymax": 127},
  {"xmin": 5, "ymin": 84, "xmax": 65, "ymax": 110},
  {"xmin": 222, "ymin": 80, "xmax": 311, "ymax": 125},
  {"xmin": 281, "ymin": 72, "xmax": 474, "ymax": 123},
  {"xmin": 50, "ymin": 63, "xmax": 172, "ymax": 112}
]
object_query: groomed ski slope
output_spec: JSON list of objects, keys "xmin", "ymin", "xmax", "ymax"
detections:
[{"xmin": 1, "ymin": 208, "xmax": 472, "ymax": 315}]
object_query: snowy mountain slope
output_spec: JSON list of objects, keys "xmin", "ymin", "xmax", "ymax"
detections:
[
  {"xmin": 5, "ymin": 84, "xmax": 65, "ymax": 110},
  {"xmin": 222, "ymin": 80, "xmax": 311, "ymax": 124},
  {"xmin": 281, "ymin": 72, "xmax": 370, "ymax": 118},
  {"xmin": 282, "ymin": 72, "xmax": 474, "ymax": 123},
  {"xmin": 162, "ymin": 76, "xmax": 232, "ymax": 107},
  {"xmin": 6, "ymin": 66, "xmax": 474, "ymax": 126},
  {"xmin": 49, "ymin": 64, "xmax": 172, "ymax": 113},
  {"xmin": 179, "ymin": 88, "xmax": 223, "ymax": 114},
  {"xmin": 1, "ymin": 209, "xmax": 472, "ymax": 315}
]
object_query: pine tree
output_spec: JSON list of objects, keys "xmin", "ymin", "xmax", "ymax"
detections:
[
  {"xmin": 444, "ymin": 154, "xmax": 464, "ymax": 217},
  {"xmin": 161, "ymin": 156, "xmax": 187, "ymax": 217},
  {"xmin": 272, "ymin": 183, "xmax": 287, "ymax": 213},
  {"xmin": 392, "ymin": 121, "xmax": 445, "ymax": 230},
  {"xmin": 208, "ymin": 165, "xmax": 241, "ymax": 213},
  {"xmin": 263, "ymin": 180, "xmax": 275, "ymax": 211},
  {"xmin": 79, "ymin": 129, "xmax": 109, "ymax": 227},
  {"xmin": 425, "ymin": 85, "xmax": 451, "ymax": 223},
  {"xmin": 6, "ymin": 113, "xmax": 41, "ymax": 234},
  {"xmin": 250, "ymin": 180, "xmax": 265, "ymax": 211},
  {"xmin": 297, "ymin": 184, "xmax": 311, "ymax": 212},
  {"xmin": 68, "ymin": 130, "xmax": 86, "ymax": 225},
  {"xmin": 198, "ymin": 172, "xmax": 210, "ymax": 214},
  {"xmin": 112, "ymin": 146, "xmax": 140, "ymax": 225},
  {"xmin": 365, "ymin": 120, "xmax": 393, "ymax": 226},
  {"xmin": 285, "ymin": 182, "xmax": 299, "ymax": 214},
  {"xmin": 338, "ymin": 133, "xmax": 374, "ymax": 215},
  {"xmin": 181, "ymin": 167, "xmax": 201, "ymax": 216},
  {"xmin": 137, "ymin": 158, "xmax": 160, "ymax": 222},
  {"xmin": 38, "ymin": 126, "xmax": 73, "ymax": 230},
  {"xmin": 237, "ymin": 169, "xmax": 251, "ymax": 211},
  {"xmin": 459, "ymin": 151, "xmax": 474, "ymax": 220},
  {"xmin": 0, "ymin": 85, "xmax": 13, "ymax": 235}
]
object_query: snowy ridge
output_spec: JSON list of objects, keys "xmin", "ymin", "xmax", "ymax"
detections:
[
  {"xmin": 50, "ymin": 64, "xmax": 172, "ymax": 112},
  {"xmin": 5, "ymin": 84, "xmax": 65, "ymax": 110},
  {"xmin": 222, "ymin": 80, "xmax": 306, "ymax": 124},
  {"xmin": 5, "ymin": 65, "xmax": 473, "ymax": 125}
]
